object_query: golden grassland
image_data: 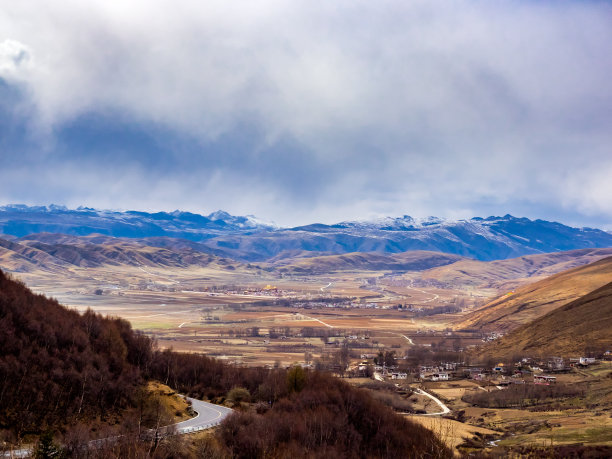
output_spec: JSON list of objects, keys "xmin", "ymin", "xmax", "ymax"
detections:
[
  {"xmin": 407, "ymin": 416, "xmax": 498, "ymax": 453},
  {"xmin": 145, "ymin": 381, "xmax": 193, "ymax": 423},
  {"xmin": 459, "ymin": 256, "xmax": 612, "ymax": 332}
]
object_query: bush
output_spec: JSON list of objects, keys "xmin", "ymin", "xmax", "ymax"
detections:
[
  {"xmin": 462, "ymin": 383, "xmax": 585, "ymax": 408},
  {"xmin": 227, "ymin": 387, "xmax": 251, "ymax": 406}
]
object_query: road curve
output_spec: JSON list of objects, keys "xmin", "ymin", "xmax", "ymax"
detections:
[
  {"xmin": 414, "ymin": 388, "xmax": 451, "ymax": 416},
  {"xmin": 168, "ymin": 397, "xmax": 233, "ymax": 434},
  {"xmin": 2, "ymin": 397, "xmax": 232, "ymax": 457}
]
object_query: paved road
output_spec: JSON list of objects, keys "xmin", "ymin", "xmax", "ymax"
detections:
[
  {"xmin": 414, "ymin": 388, "xmax": 451, "ymax": 416},
  {"xmin": 2, "ymin": 397, "xmax": 232, "ymax": 457},
  {"xmin": 169, "ymin": 397, "xmax": 233, "ymax": 434}
]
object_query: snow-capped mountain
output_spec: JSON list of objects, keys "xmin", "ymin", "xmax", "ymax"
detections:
[
  {"xmin": 0, "ymin": 205, "xmax": 611, "ymax": 261},
  {"xmin": 0, "ymin": 204, "xmax": 276, "ymax": 240}
]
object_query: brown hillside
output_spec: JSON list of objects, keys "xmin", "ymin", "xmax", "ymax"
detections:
[
  {"xmin": 0, "ymin": 269, "xmax": 150, "ymax": 435},
  {"xmin": 457, "ymin": 256, "xmax": 612, "ymax": 332},
  {"xmin": 269, "ymin": 250, "xmax": 464, "ymax": 274},
  {"xmin": 0, "ymin": 234, "xmax": 242, "ymax": 272},
  {"xmin": 483, "ymin": 281, "xmax": 612, "ymax": 357},
  {"xmin": 421, "ymin": 247, "xmax": 612, "ymax": 290}
]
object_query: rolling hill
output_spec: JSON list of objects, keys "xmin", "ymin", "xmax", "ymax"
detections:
[
  {"xmin": 457, "ymin": 256, "xmax": 612, "ymax": 332},
  {"xmin": 0, "ymin": 233, "xmax": 242, "ymax": 273},
  {"xmin": 420, "ymin": 247, "xmax": 612, "ymax": 290},
  {"xmin": 267, "ymin": 251, "xmax": 465, "ymax": 275},
  {"xmin": 483, "ymin": 281, "xmax": 612, "ymax": 357}
]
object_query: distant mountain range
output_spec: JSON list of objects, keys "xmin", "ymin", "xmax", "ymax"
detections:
[{"xmin": 1, "ymin": 205, "xmax": 612, "ymax": 261}]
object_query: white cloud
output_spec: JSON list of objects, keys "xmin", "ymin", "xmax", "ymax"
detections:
[
  {"xmin": 0, "ymin": 39, "xmax": 33, "ymax": 81},
  {"xmin": 0, "ymin": 1, "xmax": 611, "ymax": 226}
]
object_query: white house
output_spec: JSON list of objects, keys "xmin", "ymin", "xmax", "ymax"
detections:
[{"xmin": 431, "ymin": 372, "xmax": 449, "ymax": 381}]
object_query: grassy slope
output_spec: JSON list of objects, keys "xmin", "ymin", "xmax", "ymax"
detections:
[
  {"xmin": 484, "ymin": 281, "xmax": 612, "ymax": 357},
  {"xmin": 421, "ymin": 247, "xmax": 612, "ymax": 290},
  {"xmin": 269, "ymin": 250, "xmax": 464, "ymax": 274},
  {"xmin": 0, "ymin": 235, "xmax": 243, "ymax": 272},
  {"xmin": 457, "ymin": 256, "xmax": 612, "ymax": 332}
]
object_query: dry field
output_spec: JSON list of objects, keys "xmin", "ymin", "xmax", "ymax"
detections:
[
  {"xmin": 10, "ymin": 264, "xmax": 482, "ymax": 366},
  {"xmin": 406, "ymin": 416, "xmax": 498, "ymax": 452}
]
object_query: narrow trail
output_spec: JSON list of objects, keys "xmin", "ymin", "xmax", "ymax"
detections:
[
  {"xmin": 414, "ymin": 388, "xmax": 451, "ymax": 416},
  {"xmin": 137, "ymin": 265, "xmax": 180, "ymax": 285},
  {"xmin": 130, "ymin": 309, "xmax": 192, "ymax": 319},
  {"xmin": 300, "ymin": 314, "xmax": 334, "ymax": 328},
  {"xmin": 405, "ymin": 279, "xmax": 439, "ymax": 303}
]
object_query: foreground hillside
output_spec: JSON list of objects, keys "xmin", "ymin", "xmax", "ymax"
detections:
[
  {"xmin": 0, "ymin": 269, "xmax": 449, "ymax": 458},
  {"xmin": 457, "ymin": 256, "xmax": 612, "ymax": 332},
  {"xmin": 0, "ymin": 269, "xmax": 148, "ymax": 436},
  {"xmin": 483, "ymin": 281, "xmax": 612, "ymax": 357}
]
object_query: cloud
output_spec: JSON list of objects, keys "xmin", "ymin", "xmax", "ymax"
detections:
[
  {"xmin": 0, "ymin": 1, "xmax": 611, "ymax": 227},
  {"xmin": 0, "ymin": 39, "xmax": 32, "ymax": 80}
]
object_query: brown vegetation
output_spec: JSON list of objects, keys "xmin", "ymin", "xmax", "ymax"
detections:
[
  {"xmin": 458, "ymin": 256, "xmax": 612, "ymax": 332},
  {"xmin": 216, "ymin": 372, "xmax": 450, "ymax": 458},
  {"xmin": 0, "ymin": 270, "xmax": 150, "ymax": 437},
  {"xmin": 462, "ymin": 384, "xmax": 585, "ymax": 409},
  {"xmin": 484, "ymin": 281, "xmax": 612, "ymax": 358}
]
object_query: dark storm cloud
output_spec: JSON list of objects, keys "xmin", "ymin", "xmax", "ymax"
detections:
[{"xmin": 0, "ymin": 1, "xmax": 611, "ymax": 226}]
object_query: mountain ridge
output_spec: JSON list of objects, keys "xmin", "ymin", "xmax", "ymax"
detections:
[{"xmin": 1, "ymin": 205, "xmax": 612, "ymax": 261}]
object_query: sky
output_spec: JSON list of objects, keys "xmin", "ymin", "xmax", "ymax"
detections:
[{"xmin": 0, "ymin": 1, "xmax": 611, "ymax": 228}]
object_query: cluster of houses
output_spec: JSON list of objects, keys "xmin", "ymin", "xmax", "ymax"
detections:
[
  {"xmin": 362, "ymin": 355, "xmax": 605, "ymax": 385},
  {"xmin": 365, "ymin": 362, "xmax": 408, "ymax": 380},
  {"xmin": 289, "ymin": 301, "xmax": 394, "ymax": 310},
  {"xmin": 481, "ymin": 331, "xmax": 504, "ymax": 342},
  {"xmin": 419, "ymin": 362, "xmax": 457, "ymax": 381}
]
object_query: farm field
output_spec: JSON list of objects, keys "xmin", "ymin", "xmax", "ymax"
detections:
[{"xmin": 14, "ymin": 264, "xmax": 483, "ymax": 366}]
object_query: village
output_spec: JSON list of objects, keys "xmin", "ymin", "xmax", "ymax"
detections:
[{"xmin": 360, "ymin": 353, "xmax": 608, "ymax": 386}]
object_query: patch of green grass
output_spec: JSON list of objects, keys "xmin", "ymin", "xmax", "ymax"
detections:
[
  {"xmin": 498, "ymin": 426, "xmax": 612, "ymax": 448},
  {"xmin": 551, "ymin": 426, "xmax": 612, "ymax": 444}
]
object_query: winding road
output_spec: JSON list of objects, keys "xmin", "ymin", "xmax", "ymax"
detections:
[
  {"xmin": 2, "ymin": 397, "xmax": 232, "ymax": 457},
  {"xmin": 170, "ymin": 397, "xmax": 233, "ymax": 434},
  {"xmin": 414, "ymin": 388, "xmax": 451, "ymax": 416}
]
